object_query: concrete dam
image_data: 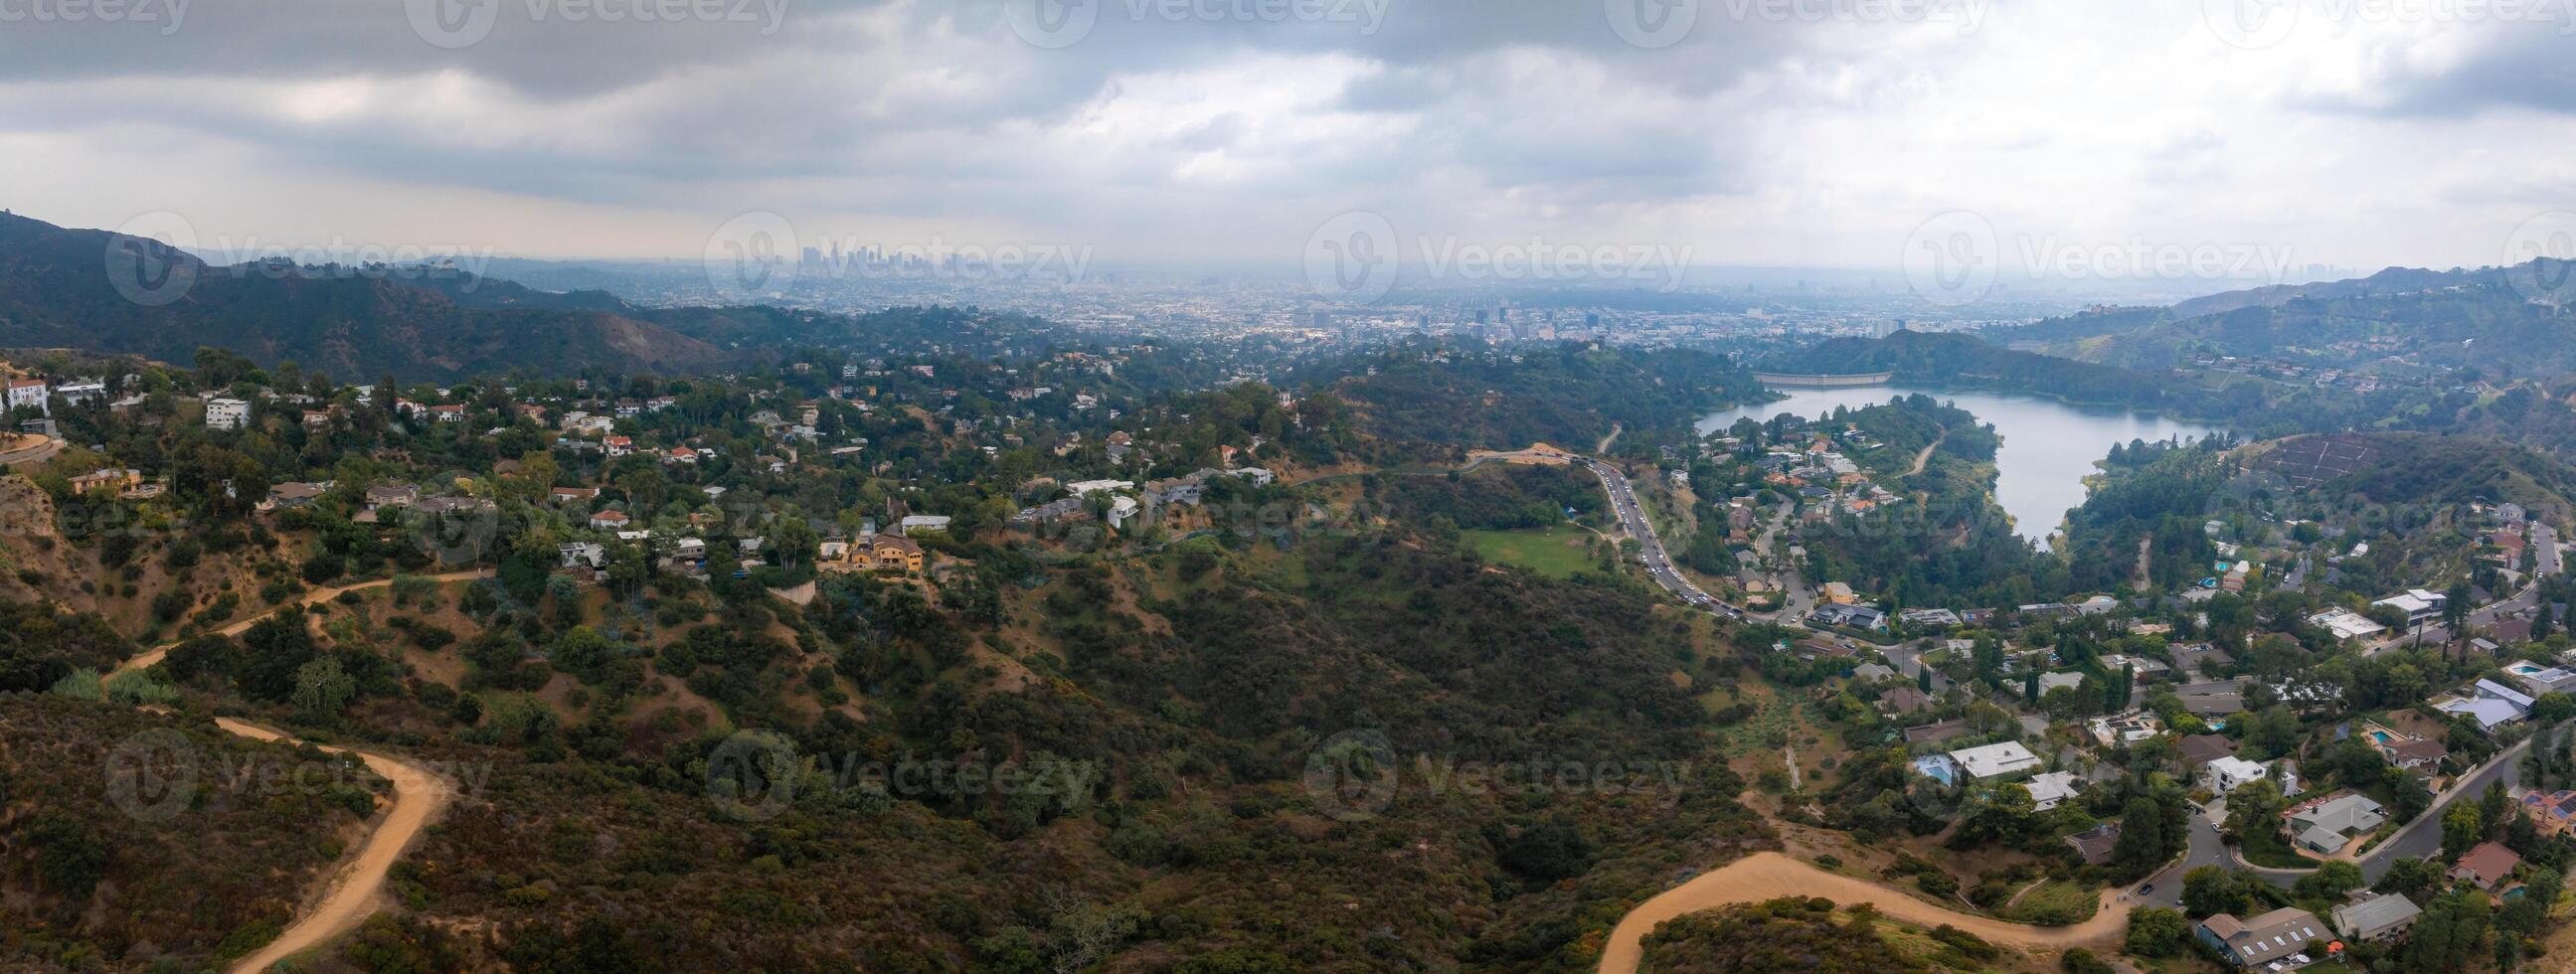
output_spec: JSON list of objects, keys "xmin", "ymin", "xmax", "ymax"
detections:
[{"xmin": 1750, "ymin": 371, "xmax": 1896, "ymax": 389}]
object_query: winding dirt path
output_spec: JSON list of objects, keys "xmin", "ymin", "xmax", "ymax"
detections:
[
  {"xmin": 1905, "ymin": 427, "xmax": 1947, "ymax": 476},
  {"xmin": 214, "ymin": 719, "xmax": 454, "ymax": 974},
  {"xmin": 113, "ymin": 569, "xmax": 493, "ymax": 678},
  {"xmin": 111, "ymin": 569, "xmax": 488, "ymax": 972},
  {"xmin": 1596, "ymin": 853, "xmax": 2125, "ymax": 974}
]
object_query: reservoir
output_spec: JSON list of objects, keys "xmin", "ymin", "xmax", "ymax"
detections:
[{"xmin": 1697, "ymin": 386, "xmax": 2225, "ymax": 545}]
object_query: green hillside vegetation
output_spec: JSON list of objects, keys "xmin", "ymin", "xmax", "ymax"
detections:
[
  {"xmin": 1763, "ymin": 330, "xmax": 2173, "ymax": 408},
  {"xmin": 1315, "ymin": 340, "xmax": 1769, "ymax": 451},
  {"xmin": 0, "ymin": 696, "xmax": 387, "ymax": 971},
  {"xmin": 1637, "ymin": 897, "xmax": 1998, "ymax": 972}
]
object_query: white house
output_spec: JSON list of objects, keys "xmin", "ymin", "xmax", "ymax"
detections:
[
  {"xmin": 1948, "ymin": 740, "xmax": 2042, "ymax": 781},
  {"xmin": 2312, "ymin": 607, "xmax": 2388, "ymax": 642},
  {"xmin": 559, "ymin": 542, "xmax": 606, "ymax": 569},
  {"xmin": 2024, "ymin": 770, "xmax": 2084, "ymax": 811},
  {"xmin": 2200, "ymin": 755, "xmax": 2289, "ymax": 796},
  {"xmin": 2373, "ymin": 588, "xmax": 2448, "ymax": 626},
  {"xmin": 205, "ymin": 398, "xmax": 252, "ymax": 430},
  {"xmin": 4, "ymin": 379, "xmax": 47, "ymax": 415}
]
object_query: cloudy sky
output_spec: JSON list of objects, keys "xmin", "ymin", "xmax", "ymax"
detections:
[{"xmin": 3, "ymin": 0, "xmax": 2573, "ymax": 277}]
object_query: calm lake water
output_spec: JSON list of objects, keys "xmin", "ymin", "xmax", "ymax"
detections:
[{"xmin": 1697, "ymin": 386, "xmax": 2225, "ymax": 545}]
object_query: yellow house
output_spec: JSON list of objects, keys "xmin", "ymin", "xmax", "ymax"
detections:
[
  {"xmin": 1821, "ymin": 581, "xmax": 1859, "ymax": 605},
  {"xmin": 867, "ymin": 536, "xmax": 924, "ymax": 573},
  {"xmin": 69, "ymin": 467, "xmax": 142, "ymax": 496}
]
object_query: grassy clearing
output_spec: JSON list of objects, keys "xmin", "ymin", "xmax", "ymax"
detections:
[
  {"xmin": 1998, "ymin": 881, "xmax": 2099, "ymax": 926},
  {"xmin": 1463, "ymin": 524, "xmax": 1595, "ymax": 578}
]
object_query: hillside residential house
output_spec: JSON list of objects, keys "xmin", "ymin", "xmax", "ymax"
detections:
[
  {"xmin": 2196, "ymin": 907, "xmax": 2328, "ymax": 968},
  {"xmin": 589, "ymin": 510, "xmax": 631, "ymax": 531},
  {"xmin": 2311, "ymin": 607, "xmax": 2387, "ymax": 642},
  {"xmin": 2286, "ymin": 793, "xmax": 2387, "ymax": 853},
  {"xmin": 2508, "ymin": 661, "xmax": 2576, "ymax": 697},
  {"xmin": 2331, "ymin": 893, "xmax": 2421, "ymax": 943},
  {"xmin": 2373, "ymin": 588, "xmax": 2448, "ymax": 625},
  {"xmin": 68, "ymin": 468, "xmax": 141, "ymax": 495},
  {"xmin": 1902, "ymin": 719, "xmax": 1970, "ymax": 746},
  {"xmin": 2439, "ymin": 679, "xmax": 2535, "ymax": 731},
  {"xmin": 205, "ymin": 398, "xmax": 252, "ymax": 430},
  {"xmin": 1949, "ymin": 740, "xmax": 2041, "ymax": 781},
  {"xmin": 899, "ymin": 515, "xmax": 951, "ymax": 536},
  {"xmin": 2064, "ymin": 822, "xmax": 2121, "ymax": 866},
  {"xmin": 2522, "ymin": 790, "xmax": 2576, "ymax": 837},
  {"xmin": 4, "ymin": 378, "xmax": 48, "ymax": 415},
  {"xmin": 2379, "ymin": 735, "xmax": 2447, "ymax": 772},
  {"xmin": 559, "ymin": 542, "xmax": 606, "ymax": 569},
  {"xmin": 2176, "ymin": 733, "xmax": 2237, "ymax": 771},
  {"xmin": 2024, "ymin": 771, "xmax": 2083, "ymax": 811},
  {"xmin": 1876, "ymin": 687, "xmax": 1931, "ymax": 716},
  {"xmin": 2202, "ymin": 756, "xmax": 2279, "ymax": 796},
  {"xmin": 2451, "ymin": 841, "xmax": 2522, "ymax": 892}
]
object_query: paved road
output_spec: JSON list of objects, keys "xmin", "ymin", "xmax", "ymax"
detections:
[
  {"xmin": 1574, "ymin": 455, "xmax": 1798, "ymax": 626},
  {"xmin": 2130, "ymin": 736, "xmax": 2532, "ymax": 902},
  {"xmin": 2359, "ymin": 735, "xmax": 2530, "ymax": 881}
]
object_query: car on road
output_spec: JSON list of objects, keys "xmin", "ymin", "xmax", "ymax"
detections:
[{"xmin": 2138, "ymin": 884, "xmax": 2153, "ymax": 895}]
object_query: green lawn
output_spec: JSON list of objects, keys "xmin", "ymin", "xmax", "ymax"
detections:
[
  {"xmin": 1463, "ymin": 525, "xmax": 1595, "ymax": 578},
  {"xmin": 1999, "ymin": 881, "xmax": 2100, "ymax": 926}
]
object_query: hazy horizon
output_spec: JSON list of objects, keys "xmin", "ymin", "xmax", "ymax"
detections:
[{"xmin": 7, "ymin": 0, "xmax": 2575, "ymax": 302}]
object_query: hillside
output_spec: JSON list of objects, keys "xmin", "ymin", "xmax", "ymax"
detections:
[
  {"xmin": 1995, "ymin": 258, "xmax": 2576, "ymax": 378},
  {"xmin": 2250, "ymin": 431, "xmax": 2576, "ymax": 517},
  {"xmin": 1313, "ymin": 340, "xmax": 1770, "ymax": 452},
  {"xmin": 0, "ymin": 212, "xmax": 735, "ymax": 381},
  {"xmin": 1762, "ymin": 330, "xmax": 2175, "ymax": 407},
  {"xmin": 0, "ymin": 695, "xmax": 388, "ymax": 971}
]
